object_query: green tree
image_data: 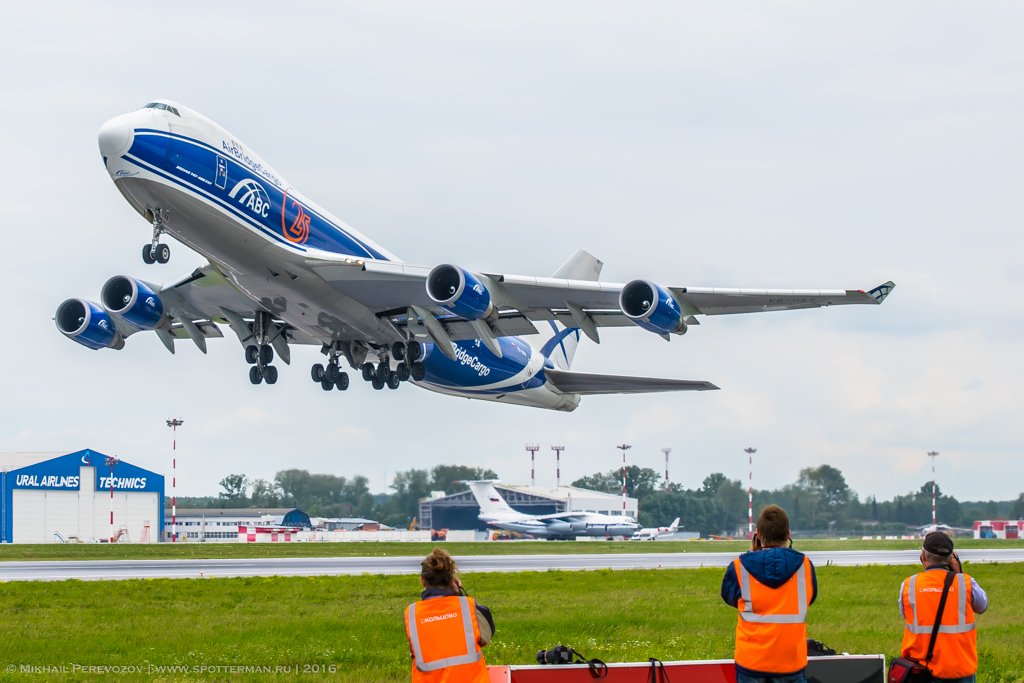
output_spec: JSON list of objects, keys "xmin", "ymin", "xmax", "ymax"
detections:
[
  {"xmin": 1012, "ymin": 493, "xmax": 1024, "ymax": 519},
  {"xmin": 571, "ymin": 466, "xmax": 661, "ymax": 499},
  {"xmin": 429, "ymin": 465, "xmax": 498, "ymax": 494},
  {"xmin": 218, "ymin": 474, "xmax": 248, "ymax": 503},
  {"xmin": 249, "ymin": 479, "xmax": 282, "ymax": 507}
]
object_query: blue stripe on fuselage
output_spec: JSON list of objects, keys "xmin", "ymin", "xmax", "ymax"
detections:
[{"xmin": 122, "ymin": 130, "xmax": 388, "ymax": 260}]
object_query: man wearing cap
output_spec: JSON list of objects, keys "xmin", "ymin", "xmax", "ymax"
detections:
[{"xmin": 898, "ymin": 532, "xmax": 988, "ymax": 683}]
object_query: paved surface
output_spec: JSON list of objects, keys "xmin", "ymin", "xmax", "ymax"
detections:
[{"xmin": 0, "ymin": 548, "xmax": 1021, "ymax": 582}]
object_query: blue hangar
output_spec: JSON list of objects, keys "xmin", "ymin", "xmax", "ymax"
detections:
[{"xmin": 0, "ymin": 449, "xmax": 164, "ymax": 543}]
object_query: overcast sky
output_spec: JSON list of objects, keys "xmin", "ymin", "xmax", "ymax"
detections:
[{"xmin": 2, "ymin": 3, "xmax": 1021, "ymax": 509}]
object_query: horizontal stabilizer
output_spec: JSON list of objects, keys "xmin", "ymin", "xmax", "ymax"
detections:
[{"xmin": 545, "ymin": 368, "xmax": 718, "ymax": 395}]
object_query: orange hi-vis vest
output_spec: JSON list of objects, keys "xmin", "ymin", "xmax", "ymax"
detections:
[
  {"xmin": 404, "ymin": 595, "xmax": 489, "ymax": 683},
  {"xmin": 732, "ymin": 556, "xmax": 813, "ymax": 674},
  {"xmin": 900, "ymin": 570, "xmax": 977, "ymax": 679}
]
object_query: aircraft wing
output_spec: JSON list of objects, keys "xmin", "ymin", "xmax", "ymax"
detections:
[
  {"xmin": 122, "ymin": 263, "xmax": 318, "ymax": 359},
  {"xmin": 307, "ymin": 251, "xmax": 895, "ymax": 344},
  {"xmin": 544, "ymin": 368, "xmax": 718, "ymax": 394}
]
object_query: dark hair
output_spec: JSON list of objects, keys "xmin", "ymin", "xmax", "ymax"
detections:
[
  {"xmin": 420, "ymin": 548, "xmax": 458, "ymax": 588},
  {"xmin": 756, "ymin": 504, "xmax": 790, "ymax": 546}
]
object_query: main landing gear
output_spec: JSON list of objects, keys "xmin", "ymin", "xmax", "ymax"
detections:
[
  {"xmin": 310, "ymin": 343, "xmax": 349, "ymax": 391},
  {"xmin": 360, "ymin": 341, "xmax": 425, "ymax": 391},
  {"xmin": 245, "ymin": 311, "xmax": 280, "ymax": 385},
  {"xmin": 142, "ymin": 209, "xmax": 171, "ymax": 264}
]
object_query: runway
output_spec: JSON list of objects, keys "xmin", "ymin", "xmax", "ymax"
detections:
[{"xmin": 1, "ymin": 547, "xmax": 1022, "ymax": 581}]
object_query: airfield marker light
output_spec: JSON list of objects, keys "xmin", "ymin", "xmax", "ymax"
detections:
[
  {"xmin": 105, "ymin": 455, "xmax": 119, "ymax": 543},
  {"xmin": 525, "ymin": 444, "xmax": 539, "ymax": 487},
  {"xmin": 744, "ymin": 447, "xmax": 757, "ymax": 537},
  {"xmin": 928, "ymin": 450, "xmax": 940, "ymax": 525},
  {"xmin": 167, "ymin": 419, "xmax": 184, "ymax": 542},
  {"xmin": 617, "ymin": 444, "xmax": 631, "ymax": 515},
  {"xmin": 551, "ymin": 445, "xmax": 564, "ymax": 488}
]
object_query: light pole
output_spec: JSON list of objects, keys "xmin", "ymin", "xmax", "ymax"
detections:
[
  {"xmin": 105, "ymin": 455, "xmax": 119, "ymax": 543},
  {"xmin": 616, "ymin": 443, "xmax": 631, "ymax": 515},
  {"xmin": 927, "ymin": 450, "xmax": 939, "ymax": 525},
  {"xmin": 167, "ymin": 419, "xmax": 184, "ymax": 542},
  {"xmin": 744, "ymin": 447, "xmax": 757, "ymax": 537},
  {"xmin": 525, "ymin": 444, "xmax": 539, "ymax": 487},
  {"xmin": 551, "ymin": 445, "xmax": 564, "ymax": 488},
  {"xmin": 662, "ymin": 448, "xmax": 671, "ymax": 489}
]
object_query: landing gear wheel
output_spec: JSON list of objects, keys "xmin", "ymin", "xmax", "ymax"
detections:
[
  {"xmin": 320, "ymin": 379, "xmax": 334, "ymax": 391},
  {"xmin": 311, "ymin": 364, "xmax": 325, "ymax": 382},
  {"xmin": 411, "ymin": 362, "xmax": 426, "ymax": 382},
  {"xmin": 142, "ymin": 245, "xmax": 156, "ymax": 264},
  {"xmin": 324, "ymin": 363, "xmax": 338, "ymax": 383},
  {"xmin": 396, "ymin": 363, "xmax": 410, "ymax": 382},
  {"xmin": 264, "ymin": 365, "xmax": 279, "ymax": 384},
  {"xmin": 361, "ymin": 363, "xmax": 374, "ymax": 382},
  {"xmin": 391, "ymin": 342, "xmax": 406, "ymax": 361},
  {"xmin": 245, "ymin": 345, "xmax": 259, "ymax": 364},
  {"xmin": 376, "ymin": 363, "xmax": 389, "ymax": 381},
  {"xmin": 371, "ymin": 375, "xmax": 385, "ymax": 390},
  {"xmin": 248, "ymin": 366, "xmax": 263, "ymax": 384},
  {"xmin": 406, "ymin": 342, "xmax": 423, "ymax": 362},
  {"xmin": 259, "ymin": 345, "xmax": 274, "ymax": 366},
  {"xmin": 155, "ymin": 243, "xmax": 170, "ymax": 264},
  {"xmin": 335, "ymin": 372, "xmax": 349, "ymax": 390},
  {"xmin": 386, "ymin": 373, "xmax": 401, "ymax": 390}
]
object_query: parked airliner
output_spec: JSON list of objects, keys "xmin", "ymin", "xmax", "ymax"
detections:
[
  {"xmin": 466, "ymin": 481, "xmax": 639, "ymax": 540},
  {"xmin": 55, "ymin": 100, "xmax": 894, "ymax": 411}
]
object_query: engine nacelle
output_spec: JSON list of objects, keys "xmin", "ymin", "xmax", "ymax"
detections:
[
  {"xmin": 101, "ymin": 276, "xmax": 166, "ymax": 330},
  {"xmin": 619, "ymin": 280, "xmax": 687, "ymax": 335},
  {"xmin": 426, "ymin": 264, "xmax": 494, "ymax": 320},
  {"xmin": 55, "ymin": 299, "xmax": 124, "ymax": 350}
]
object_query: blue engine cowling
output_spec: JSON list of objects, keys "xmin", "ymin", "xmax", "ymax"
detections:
[
  {"xmin": 426, "ymin": 264, "xmax": 494, "ymax": 320},
  {"xmin": 101, "ymin": 276, "xmax": 166, "ymax": 330},
  {"xmin": 54, "ymin": 299, "xmax": 124, "ymax": 350},
  {"xmin": 619, "ymin": 280, "xmax": 687, "ymax": 335}
]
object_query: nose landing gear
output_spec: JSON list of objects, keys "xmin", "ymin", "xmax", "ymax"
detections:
[{"xmin": 143, "ymin": 209, "xmax": 171, "ymax": 264}]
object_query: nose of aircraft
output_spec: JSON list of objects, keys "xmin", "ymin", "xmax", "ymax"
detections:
[{"xmin": 97, "ymin": 114, "xmax": 134, "ymax": 158}]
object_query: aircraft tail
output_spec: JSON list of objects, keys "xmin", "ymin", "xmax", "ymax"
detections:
[
  {"xmin": 465, "ymin": 481, "xmax": 518, "ymax": 517},
  {"xmin": 543, "ymin": 250, "xmax": 603, "ymax": 370},
  {"xmin": 668, "ymin": 517, "xmax": 680, "ymax": 532}
]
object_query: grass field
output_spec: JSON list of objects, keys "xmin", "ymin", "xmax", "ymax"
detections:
[
  {"xmin": 0, "ymin": 562, "xmax": 1018, "ymax": 682},
  {"xmin": 0, "ymin": 538, "xmax": 1021, "ymax": 561}
]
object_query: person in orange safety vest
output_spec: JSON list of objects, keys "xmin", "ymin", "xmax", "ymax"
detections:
[
  {"xmin": 898, "ymin": 532, "xmax": 988, "ymax": 683},
  {"xmin": 721, "ymin": 504, "xmax": 817, "ymax": 683},
  {"xmin": 404, "ymin": 548, "xmax": 495, "ymax": 682}
]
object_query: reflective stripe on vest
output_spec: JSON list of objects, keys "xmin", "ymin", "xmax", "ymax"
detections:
[
  {"xmin": 407, "ymin": 596, "xmax": 482, "ymax": 672},
  {"xmin": 906, "ymin": 573, "xmax": 976, "ymax": 635},
  {"xmin": 738, "ymin": 561, "xmax": 807, "ymax": 624}
]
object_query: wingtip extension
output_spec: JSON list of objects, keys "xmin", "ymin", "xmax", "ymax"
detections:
[{"xmin": 868, "ymin": 280, "xmax": 895, "ymax": 304}]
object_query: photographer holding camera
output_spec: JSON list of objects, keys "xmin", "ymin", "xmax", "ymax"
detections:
[
  {"xmin": 720, "ymin": 504, "xmax": 817, "ymax": 683},
  {"xmin": 404, "ymin": 548, "xmax": 495, "ymax": 682},
  {"xmin": 896, "ymin": 532, "xmax": 988, "ymax": 683}
]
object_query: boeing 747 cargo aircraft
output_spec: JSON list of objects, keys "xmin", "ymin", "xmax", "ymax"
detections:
[{"xmin": 55, "ymin": 100, "xmax": 894, "ymax": 411}]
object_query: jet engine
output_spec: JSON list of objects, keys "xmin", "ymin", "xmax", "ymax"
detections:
[
  {"xmin": 619, "ymin": 280, "xmax": 687, "ymax": 335},
  {"xmin": 54, "ymin": 299, "xmax": 124, "ymax": 350},
  {"xmin": 426, "ymin": 264, "xmax": 494, "ymax": 320},
  {"xmin": 101, "ymin": 276, "xmax": 166, "ymax": 330}
]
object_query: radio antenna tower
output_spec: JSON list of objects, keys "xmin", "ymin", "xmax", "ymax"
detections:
[
  {"xmin": 525, "ymin": 444, "xmax": 539, "ymax": 487},
  {"xmin": 744, "ymin": 447, "xmax": 757, "ymax": 537},
  {"xmin": 616, "ymin": 444, "xmax": 631, "ymax": 515},
  {"xmin": 927, "ymin": 450, "xmax": 940, "ymax": 525},
  {"xmin": 551, "ymin": 445, "xmax": 565, "ymax": 488}
]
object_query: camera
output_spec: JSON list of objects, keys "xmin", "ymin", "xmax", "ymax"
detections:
[{"xmin": 536, "ymin": 645, "xmax": 574, "ymax": 665}]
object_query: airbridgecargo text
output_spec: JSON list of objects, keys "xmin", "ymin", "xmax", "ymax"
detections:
[{"xmin": 452, "ymin": 345, "xmax": 491, "ymax": 377}]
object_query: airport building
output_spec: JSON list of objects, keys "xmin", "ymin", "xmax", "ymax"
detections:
[
  {"xmin": 166, "ymin": 507, "xmax": 311, "ymax": 542},
  {"xmin": 0, "ymin": 449, "xmax": 164, "ymax": 543},
  {"xmin": 419, "ymin": 483, "xmax": 638, "ymax": 531}
]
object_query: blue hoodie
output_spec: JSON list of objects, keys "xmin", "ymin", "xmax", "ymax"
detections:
[{"xmin": 721, "ymin": 546, "xmax": 817, "ymax": 677}]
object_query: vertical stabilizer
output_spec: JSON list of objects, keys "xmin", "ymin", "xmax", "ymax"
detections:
[
  {"xmin": 543, "ymin": 250, "xmax": 603, "ymax": 370},
  {"xmin": 466, "ymin": 481, "xmax": 520, "ymax": 519}
]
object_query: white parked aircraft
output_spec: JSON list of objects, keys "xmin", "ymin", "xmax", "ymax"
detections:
[
  {"xmin": 630, "ymin": 517, "xmax": 681, "ymax": 541},
  {"xmin": 56, "ymin": 100, "xmax": 894, "ymax": 411},
  {"xmin": 465, "ymin": 481, "xmax": 640, "ymax": 540}
]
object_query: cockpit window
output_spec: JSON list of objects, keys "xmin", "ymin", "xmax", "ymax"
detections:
[{"xmin": 143, "ymin": 102, "xmax": 180, "ymax": 117}]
